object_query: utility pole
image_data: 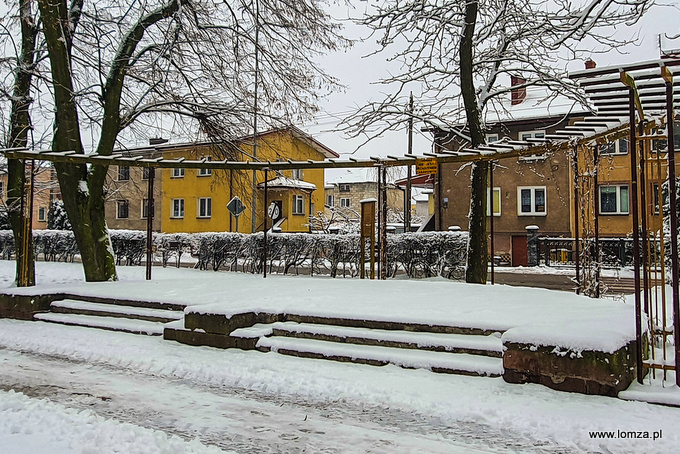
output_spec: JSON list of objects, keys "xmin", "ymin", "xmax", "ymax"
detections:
[
  {"xmin": 405, "ymin": 92, "xmax": 413, "ymax": 233},
  {"xmin": 251, "ymin": 0, "xmax": 260, "ymax": 233}
]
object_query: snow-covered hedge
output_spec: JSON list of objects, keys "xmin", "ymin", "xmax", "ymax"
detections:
[{"xmin": 0, "ymin": 229, "xmax": 468, "ymax": 279}]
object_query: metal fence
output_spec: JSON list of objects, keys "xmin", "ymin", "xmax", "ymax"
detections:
[{"xmin": 540, "ymin": 237, "xmax": 634, "ymax": 267}]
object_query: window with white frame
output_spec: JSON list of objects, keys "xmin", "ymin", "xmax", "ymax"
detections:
[
  {"xmin": 339, "ymin": 184, "xmax": 351, "ymax": 193},
  {"xmin": 486, "ymin": 133, "xmax": 499, "ymax": 143},
  {"xmin": 518, "ymin": 187, "xmax": 546, "ymax": 216},
  {"xmin": 38, "ymin": 207, "xmax": 47, "ymax": 222},
  {"xmin": 116, "ymin": 200, "xmax": 130, "ymax": 219},
  {"xmin": 172, "ymin": 168, "xmax": 185, "ymax": 178},
  {"xmin": 293, "ymin": 195, "xmax": 305, "ymax": 215},
  {"xmin": 600, "ymin": 138, "xmax": 628, "ymax": 155},
  {"xmin": 198, "ymin": 157, "xmax": 212, "ymax": 176},
  {"xmin": 487, "ymin": 187, "xmax": 501, "ymax": 216},
  {"xmin": 197, "ymin": 197, "xmax": 212, "ymax": 218},
  {"xmin": 599, "ymin": 185, "xmax": 629, "ymax": 215},
  {"xmin": 340, "ymin": 198, "xmax": 350, "ymax": 208},
  {"xmin": 292, "ymin": 169, "xmax": 303, "ymax": 180},
  {"xmin": 142, "ymin": 198, "xmax": 154, "ymax": 219},
  {"xmin": 117, "ymin": 166, "xmax": 130, "ymax": 181},
  {"xmin": 519, "ymin": 130, "xmax": 546, "ymax": 141},
  {"xmin": 171, "ymin": 198, "xmax": 185, "ymax": 218},
  {"xmin": 326, "ymin": 194, "xmax": 335, "ymax": 207}
]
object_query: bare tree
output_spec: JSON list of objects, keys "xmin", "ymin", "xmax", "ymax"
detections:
[
  {"xmin": 0, "ymin": 0, "xmax": 40, "ymax": 286},
  {"xmin": 347, "ymin": 0, "xmax": 651, "ymax": 283},
  {"xmin": 32, "ymin": 0, "xmax": 347, "ymax": 281}
]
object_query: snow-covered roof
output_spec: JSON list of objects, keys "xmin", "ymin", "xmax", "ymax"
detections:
[
  {"xmin": 483, "ymin": 86, "xmax": 590, "ymax": 124},
  {"xmin": 327, "ymin": 168, "xmax": 378, "ymax": 185},
  {"xmin": 258, "ymin": 176, "xmax": 316, "ymax": 191}
]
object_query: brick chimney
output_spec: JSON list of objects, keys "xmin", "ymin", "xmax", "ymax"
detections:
[
  {"xmin": 511, "ymin": 76, "xmax": 526, "ymax": 106},
  {"xmin": 585, "ymin": 59, "xmax": 596, "ymax": 70}
]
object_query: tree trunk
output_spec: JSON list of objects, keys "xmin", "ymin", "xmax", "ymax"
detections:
[
  {"xmin": 460, "ymin": 0, "xmax": 488, "ymax": 284},
  {"xmin": 7, "ymin": 0, "xmax": 37, "ymax": 287},
  {"xmin": 38, "ymin": 0, "xmax": 118, "ymax": 282}
]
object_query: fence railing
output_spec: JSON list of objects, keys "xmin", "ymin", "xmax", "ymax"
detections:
[{"xmin": 540, "ymin": 237, "xmax": 634, "ymax": 267}]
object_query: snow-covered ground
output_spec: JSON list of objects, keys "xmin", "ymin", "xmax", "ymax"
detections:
[{"xmin": 1, "ymin": 260, "xmax": 680, "ymax": 453}]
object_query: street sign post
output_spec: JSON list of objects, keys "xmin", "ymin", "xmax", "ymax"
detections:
[{"xmin": 227, "ymin": 196, "xmax": 246, "ymax": 231}]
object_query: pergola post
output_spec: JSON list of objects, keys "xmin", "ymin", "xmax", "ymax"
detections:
[{"xmin": 145, "ymin": 167, "xmax": 155, "ymax": 280}]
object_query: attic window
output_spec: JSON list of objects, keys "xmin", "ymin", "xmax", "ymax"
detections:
[{"xmin": 339, "ymin": 184, "xmax": 351, "ymax": 193}]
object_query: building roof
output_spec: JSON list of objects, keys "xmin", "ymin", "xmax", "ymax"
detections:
[
  {"xmin": 327, "ymin": 168, "xmax": 379, "ymax": 184},
  {"xmin": 257, "ymin": 176, "xmax": 317, "ymax": 191},
  {"xmin": 114, "ymin": 125, "xmax": 339, "ymax": 159}
]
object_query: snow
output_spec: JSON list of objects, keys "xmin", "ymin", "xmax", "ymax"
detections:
[
  {"xmin": 1, "ymin": 260, "xmax": 678, "ymax": 452},
  {"xmin": 1, "ymin": 261, "xmax": 637, "ymax": 353},
  {"xmin": 326, "ymin": 168, "xmax": 379, "ymax": 184},
  {"xmin": 257, "ymin": 176, "xmax": 316, "ymax": 190},
  {"xmin": 0, "ymin": 390, "xmax": 229, "ymax": 454}
]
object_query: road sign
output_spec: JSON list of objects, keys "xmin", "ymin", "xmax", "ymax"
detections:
[
  {"xmin": 227, "ymin": 196, "xmax": 246, "ymax": 217},
  {"xmin": 268, "ymin": 201, "xmax": 280, "ymax": 220},
  {"xmin": 416, "ymin": 158, "xmax": 438, "ymax": 175}
]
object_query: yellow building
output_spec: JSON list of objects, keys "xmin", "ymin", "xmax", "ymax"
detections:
[{"xmin": 137, "ymin": 126, "xmax": 338, "ymax": 234}]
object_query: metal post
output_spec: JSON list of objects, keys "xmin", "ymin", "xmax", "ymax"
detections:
[
  {"xmin": 145, "ymin": 167, "xmax": 155, "ymax": 280},
  {"xmin": 490, "ymin": 161, "xmax": 495, "ymax": 284},
  {"xmin": 263, "ymin": 169, "xmax": 268, "ymax": 278},
  {"xmin": 251, "ymin": 0, "xmax": 260, "ymax": 233},
  {"xmin": 663, "ymin": 68, "xmax": 680, "ymax": 386},
  {"xmin": 406, "ymin": 92, "xmax": 413, "ymax": 233},
  {"xmin": 376, "ymin": 167, "xmax": 382, "ymax": 279},
  {"xmin": 381, "ymin": 166, "xmax": 388, "ymax": 279},
  {"xmin": 593, "ymin": 145, "xmax": 601, "ymax": 298},
  {"xmin": 629, "ymin": 88, "xmax": 644, "ymax": 384},
  {"xmin": 572, "ymin": 146, "xmax": 580, "ymax": 294}
]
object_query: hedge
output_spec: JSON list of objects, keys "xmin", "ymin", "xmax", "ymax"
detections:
[{"xmin": 0, "ymin": 229, "xmax": 468, "ymax": 279}]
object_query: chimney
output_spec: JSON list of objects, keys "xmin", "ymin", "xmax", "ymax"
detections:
[
  {"xmin": 585, "ymin": 59, "xmax": 596, "ymax": 70},
  {"xmin": 511, "ymin": 76, "xmax": 526, "ymax": 106},
  {"xmin": 149, "ymin": 137, "xmax": 169, "ymax": 146}
]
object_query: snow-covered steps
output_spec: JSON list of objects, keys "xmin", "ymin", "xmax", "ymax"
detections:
[
  {"xmin": 233, "ymin": 322, "xmax": 503, "ymax": 358},
  {"xmin": 34, "ymin": 312, "xmax": 166, "ymax": 336},
  {"xmin": 225, "ymin": 321, "xmax": 503, "ymax": 376},
  {"xmin": 33, "ymin": 296, "xmax": 185, "ymax": 336},
  {"xmin": 50, "ymin": 299, "xmax": 183, "ymax": 323},
  {"xmin": 257, "ymin": 336, "xmax": 503, "ymax": 377}
]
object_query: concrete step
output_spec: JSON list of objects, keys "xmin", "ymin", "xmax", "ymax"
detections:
[
  {"xmin": 256, "ymin": 336, "xmax": 503, "ymax": 377},
  {"xmin": 232, "ymin": 322, "xmax": 503, "ymax": 357},
  {"xmin": 34, "ymin": 312, "xmax": 166, "ymax": 336},
  {"xmin": 59, "ymin": 293, "xmax": 186, "ymax": 311},
  {"xmin": 50, "ymin": 299, "xmax": 184, "ymax": 323}
]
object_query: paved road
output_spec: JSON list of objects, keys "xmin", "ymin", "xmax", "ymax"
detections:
[{"xmin": 0, "ymin": 348, "xmax": 571, "ymax": 454}]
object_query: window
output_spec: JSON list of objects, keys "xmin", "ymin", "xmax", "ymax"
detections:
[
  {"xmin": 600, "ymin": 138, "xmax": 628, "ymax": 155},
  {"xmin": 142, "ymin": 167, "xmax": 153, "ymax": 180},
  {"xmin": 38, "ymin": 207, "xmax": 47, "ymax": 222},
  {"xmin": 486, "ymin": 134, "xmax": 499, "ymax": 143},
  {"xmin": 340, "ymin": 198, "xmax": 351, "ymax": 208},
  {"xmin": 339, "ymin": 184, "xmax": 351, "ymax": 193},
  {"xmin": 172, "ymin": 168, "xmax": 185, "ymax": 178},
  {"xmin": 293, "ymin": 195, "xmax": 305, "ymax": 215},
  {"xmin": 487, "ymin": 187, "xmax": 501, "ymax": 216},
  {"xmin": 292, "ymin": 169, "xmax": 303, "ymax": 180},
  {"xmin": 326, "ymin": 195, "xmax": 335, "ymax": 207},
  {"xmin": 171, "ymin": 198, "xmax": 185, "ymax": 218},
  {"xmin": 197, "ymin": 197, "xmax": 212, "ymax": 218},
  {"xmin": 142, "ymin": 199, "xmax": 154, "ymax": 219},
  {"xmin": 198, "ymin": 156, "xmax": 212, "ymax": 176},
  {"xmin": 117, "ymin": 166, "xmax": 130, "ymax": 181},
  {"xmin": 518, "ymin": 187, "xmax": 546, "ymax": 216},
  {"xmin": 116, "ymin": 200, "xmax": 130, "ymax": 219},
  {"xmin": 599, "ymin": 185, "xmax": 629, "ymax": 215},
  {"xmin": 519, "ymin": 130, "xmax": 546, "ymax": 141},
  {"xmin": 518, "ymin": 131, "xmax": 547, "ymax": 161}
]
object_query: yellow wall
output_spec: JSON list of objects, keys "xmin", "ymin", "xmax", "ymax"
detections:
[{"xmin": 160, "ymin": 130, "xmax": 328, "ymax": 234}]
